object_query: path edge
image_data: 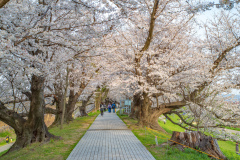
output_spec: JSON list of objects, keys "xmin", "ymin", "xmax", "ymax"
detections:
[{"xmin": 66, "ymin": 112, "xmax": 100, "ymax": 157}]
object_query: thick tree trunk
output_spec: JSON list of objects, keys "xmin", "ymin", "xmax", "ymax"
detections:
[
  {"xmin": 79, "ymin": 93, "xmax": 93, "ymax": 117},
  {"xmin": 7, "ymin": 75, "xmax": 59, "ymax": 153},
  {"xmin": 138, "ymin": 92, "xmax": 152, "ymax": 127},
  {"xmin": 131, "ymin": 91, "xmax": 185, "ymax": 132},
  {"xmin": 79, "ymin": 100, "xmax": 88, "ymax": 117},
  {"xmin": 66, "ymin": 90, "xmax": 78, "ymax": 122},
  {"xmin": 136, "ymin": 92, "xmax": 167, "ymax": 133},
  {"xmin": 51, "ymin": 93, "xmax": 64, "ymax": 126},
  {"xmin": 51, "ymin": 90, "xmax": 78, "ymax": 126},
  {"xmin": 129, "ymin": 92, "xmax": 141, "ymax": 119},
  {"xmin": 170, "ymin": 131, "xmax": 227, "ymax": 160}
]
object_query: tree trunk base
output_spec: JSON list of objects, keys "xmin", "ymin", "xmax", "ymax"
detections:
[
  {"xmin": 170, "ymin": 131, "xmax": 227, "ymax": 160},
  {"xmin": 4, "ymin": 126, "xmax": 61, "ymax": 156},
  {"xmin": 79, "ymin": 107, "xmax": 88, "ymax": 117},
  {"xmin": 79, "ymin": 112, "xmax": 88, "ymax": 117}
]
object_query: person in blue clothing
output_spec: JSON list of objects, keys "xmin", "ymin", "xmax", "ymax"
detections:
[
  {"xmin": 108, "ymin": 103, "xmax": 111, "ymax": 113},
  {"xmin": 112, "ymin": 102, "xmax": 116, "ymax": 113}
]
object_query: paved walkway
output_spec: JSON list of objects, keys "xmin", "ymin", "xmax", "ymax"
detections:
[
  {"xmin": 67, "ymin": 112, "xmax": 155, "ymax": 160},
  {"xmin": 0, "ymin": 143, "xmax": 13, "ymax": 153}
]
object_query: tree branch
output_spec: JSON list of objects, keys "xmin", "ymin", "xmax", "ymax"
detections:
[
  {"xmin": 0, "ymin": 101, "xmax": 25, "ymax": 133},
  {"xmin": 0, "ymin": 0, "xmax": 10, "ymax": 8},
  {"xmin": 140, "ymin": 0, "xmax": 160, "ymax": 52}
]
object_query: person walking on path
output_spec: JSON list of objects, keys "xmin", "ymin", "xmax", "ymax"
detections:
[
  {"xmin": 6, "ymin": 135, "xmax": 9, "ymax": 143},
  {"xmin": 236, "ymin": 142, "xmax": 239, "ymax": 155},
  {"xmin": 100, "ymin": 103, "xmax": 104, "ymax": 116},
  {"xmin": 103, "ymin": 103, "xmax": 106, "ymax": 111},
  {"xmin": 112, "ymin": 102, "xmax": 116, "ymax": 113},
  {"xmin": 108, "ymin": 103, "xmax": 111, "ymax": 113}
]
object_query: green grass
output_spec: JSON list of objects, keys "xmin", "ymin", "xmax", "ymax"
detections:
[
  {"xmin": 159, "ymin": 116, "xmax": 185, "ymax": 134},
  {"xmin": 117, "ymin": 113, "xmax": 240, "ymax": 160},
  {"xmin": 0, "ymin": 151, "xmax": 7, "ymax": 157},
  {"xmin": 159, "ymin": 115, "xmax": 240, "ymax": 160},
  {"xmin": 0, "ymin": 130, "xmax": 16, "ymax": 147},
  {"xmin": 225, "ymin": 126, "xmax": 240, "ymax": 132},
  {"xmin": 0, "ymin": 111, "xmax": 99, "ymax": 160},
  {"xmin": 0, "ymin": 131, "xmax": 11, "ymax": 137},
  {"xmin": 218, "ymin": 140, "xmax": 240, "ymax": 159}
]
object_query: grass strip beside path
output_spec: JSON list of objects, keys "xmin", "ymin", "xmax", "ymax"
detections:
[
  {"xmin": 159, "ymin": 115, "xmax": 240, "ymax": 160},
  {"xmin": 117, "ymin": 113, "xmax": 216, "ymax": 160},
  {"xmin": 0, "ymin": 111, "xmax": 99, "ymax": 160}
]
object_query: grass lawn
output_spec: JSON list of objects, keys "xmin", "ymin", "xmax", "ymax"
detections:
[
  {"xmin": 225, "ymin": 126, "xmax": 240, "ymax": 132},
  {"xmin": 0, "ymin": 111, "xmax": 99, "ymax": 160},
  {"xmin": 0, "ymin": 130, "xmax": 16, "ymax": 147},
  {"xmin": 118, "ymin": 113, "xmax": 240, "ymax": 160},
  {"xmin": 159, "ymin": 115, "xmax": 240, "ymax": 160}
]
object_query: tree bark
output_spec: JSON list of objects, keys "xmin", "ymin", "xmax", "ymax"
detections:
[
  {"xmin": 65, "ymin": 90, "xmax": 78, "ymax": 121},
  {"xmin": 61, "ymin": 66, "xmax": 69, "ymax": 129},
  {"xmin": 0, "ymin": 0, "xmax": 10, "ymax": 8},
  {"xmin": 3, "ymin": 75, "xmax": 59, "ymax": 154},
  {"xmin": 79, "ymin": 93, "xmax": 93, "ymax": 117},
  {"xmin": 50, "ymin": 91, "xmax": 64, "ymax": 126},
  {"xmin": 130, "ymin": 91, "xmax": 186, "ymax": 132},
  {"xmin": 129, "ymin": 92, "xmax": 141, "ymax": 119},
  {"xmin": 79, "ymin": 100, "xmax": 88, "ymax": 117},
  {"xmin": 138, "ymin": 92, "xmax": 152, "ymax": 127},
  {"xmin": 170, "ymin": 131, "xmax": 227, "ymax": 160}
]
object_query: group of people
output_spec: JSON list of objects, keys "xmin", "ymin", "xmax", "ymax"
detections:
[{"xmin": 100, "ymin": 102, "xmax": 117, "ymax": 116}]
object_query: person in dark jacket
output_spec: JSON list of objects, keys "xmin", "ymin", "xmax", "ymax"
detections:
[
  {"xmin": 6, "ymin": 135, "xmax": 9, "ymax": 143},
  {"xmin": 112, "ymin": 102, "xmax": 116, "ymax": 113},
  {"xmin": 100, "ymin": 103, "xmax": 104, "ymax": 116}
]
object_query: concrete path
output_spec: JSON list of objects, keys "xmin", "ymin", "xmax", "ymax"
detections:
[
  {"xmin": 0, "ymin": 143, "xmax": 13, "ymax": 153},
  {"xmin": 67, "ymin": 112, "xmax": 155, "ymax": 160},
  {"xmin": 216, "ymin": 128, "xmax": 240, "ymax": 135}
]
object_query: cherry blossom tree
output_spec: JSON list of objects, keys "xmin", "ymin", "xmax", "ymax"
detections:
[
  {"xmin": 104, "ymin": 0, "xmax": 240, "ymax": 131},
  {"xmin": 0, "ymin": 0, "xmax": 120, "ymax": 152}
]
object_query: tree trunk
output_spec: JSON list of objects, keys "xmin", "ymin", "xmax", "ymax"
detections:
[
  {"xmin": 79, "ymin": 93, "xmax": 93, "ymax": 117},
  {"xmin": 170, "ymin": 131, "xmax": 227, "ymax": 160},
  {"xmin": 61, "ymin": 66, "xmax": 69, "ymax": 129},
  {"xmin": 7, "ymin": 75, "xmax": 59, "ymax": 153},
  {"xmin": 131, "ymin": 91, "xmax": 185, "ymax": 132},
  {"xmin": 51, "ymin": 93, "xmax": 64, "ymax": 126},
  {"xmin": 79, "ymin": 100, "xmax": 88, "ymax": 117},
  {"xmin": 129, "ymin": 92, "xmax": 141, "ymax": 119},
  {"xmin": 94, "ymin": 91, "xmax": 101, "ymax": 112},
  {"xmin": 66, "ymin": 90, "xmax": 78, "ymax": 122},
  {"xmin": 51, "ymin": 90, "xmax": 77, "ymax": 126},
  {"xmin": 138, "ymin": 92, "xmax": 152, "ymax": 127}
]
